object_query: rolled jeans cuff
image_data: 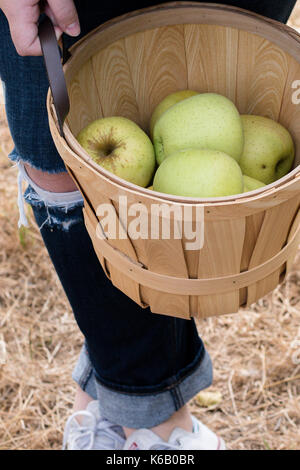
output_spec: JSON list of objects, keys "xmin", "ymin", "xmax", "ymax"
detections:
[{"xmin": 72, "ymin": 343, "xmax": 213, "ymax": 428}]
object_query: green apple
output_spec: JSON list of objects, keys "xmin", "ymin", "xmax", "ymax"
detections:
[
  {"xmin": 153, "ymin": 93, "xmax": 244, "ymax": 165},
  {"xmin": 153, "ymin": 148, "xmax": 244, "ymax": 198},
  {"xmin": 149, "ymin": 90, "xmax": 198, "ymax": 139},
  {"xmin": 77, "ymin": 116, "xmax": 155, "ymax": 187},
  {"xmin": 240, "ymin": 115, "xmax": 295, "ymax": 185},
  {"xmin": 243, "ymin": 175, "xmax": 266, "ymax": 193}
]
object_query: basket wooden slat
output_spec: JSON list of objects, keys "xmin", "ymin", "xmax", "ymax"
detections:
[
  {"xmin": 241, "ymin": 211, "xmax": 265, "ymax": 272},
  {"xmin": 92, "ymin": 40, "xmax": 141, "ymax": 125},
  {"xmin": 246, "ymin": 197, "xmax": 300, "ymax": 305},
  {"xmin": 47, "ymin": 2, "xmax": 300, "ymax": 319},
  {"xmin": 185, "ymin": 24, "xmax": 239, "ymax": 101},
  {"xmin": 67, "ymin": 59, "xmax": 103, "ymax": 137},
  {"xmin": 106, "ymin": 200, "xmax": 144, "ymax": 306},
  {"xmin": 287, "ymin": 210, "xmax": 300, "ymax": 274},
  {"xmin": 137, "ymin": 237, "xmax": 190, "ymax": 319},
  {"xmin": 237, "ymin": 30, "xmax": 289, "ymax": 119},
  {"xmin": 196, "ymin": 217, "xmax": 246, "ymax": 318},
  {"xmin": 125, "ymin": 25, "xmax": 188, "ymax": 131},
  {"xmin": 279, "ymin": 55, "xmax": 300, "ymax": 144}
]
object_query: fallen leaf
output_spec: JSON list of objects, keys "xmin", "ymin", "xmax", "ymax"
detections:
[{"xmin": 195, "ymin": 390, "xmax": 222, "ymax": 408}]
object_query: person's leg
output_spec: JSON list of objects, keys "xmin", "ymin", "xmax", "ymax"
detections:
[
  {"xmin": 73, "ymin": 385, "xmax": 93, "ymax": 413},
  {"xmin": 124, "ymin": 406, "xmax": 193, "ymax": 441}
]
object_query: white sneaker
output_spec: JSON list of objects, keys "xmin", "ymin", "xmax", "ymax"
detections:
[
  {"xmin": 123, "ymin": 416, "xmax": 226, "ymax": 450},
  {"xmin": 62, "ymin": 401, "xmax": 126, "ymax": 450}
]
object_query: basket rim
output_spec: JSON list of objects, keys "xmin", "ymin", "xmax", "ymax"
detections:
[{"xmin": 50, "ymin": 2, "xmax": 300, "ymax": 206}]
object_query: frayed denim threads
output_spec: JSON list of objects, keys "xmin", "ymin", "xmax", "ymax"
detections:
[
  {"xmin": 24, "ymin": 185, "xmax": 84, "ymax": 231},
  {"xmin": 17, "ymin": 161, "xmax": 84, "ymax": 230}
]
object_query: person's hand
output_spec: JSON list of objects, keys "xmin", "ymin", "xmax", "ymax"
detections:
[{"xmin": 0, "ymin": 0, "xmax": 80, "ymax": 56}]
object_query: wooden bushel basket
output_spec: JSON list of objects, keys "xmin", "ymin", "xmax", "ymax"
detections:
[{"xmin": 47, "ymin": 2, "xmax": 300, "ymax": 320}]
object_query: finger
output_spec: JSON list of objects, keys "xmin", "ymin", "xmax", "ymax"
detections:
[
  {"xmin": 47, "ymin": 0, "xmax": 80, "ymax": 36},
  {"xmin": 43, "ymin": 4, "xmax": 58, "ymax": 26},
  {"xmin": 10, "ymin": 21, "xmax": 62, "ymax": 56}
]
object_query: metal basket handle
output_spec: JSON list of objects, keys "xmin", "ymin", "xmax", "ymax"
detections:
[{"xmin": 38, "ymin": 15, "xmax": 70, "ymax": 137}]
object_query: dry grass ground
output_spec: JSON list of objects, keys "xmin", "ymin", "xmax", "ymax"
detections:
[{"xmin": 0, "ymin": 5, "xmax": 300, "ymax": 450}]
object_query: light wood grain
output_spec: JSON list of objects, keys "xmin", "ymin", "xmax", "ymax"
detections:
[
  {"xmin": 77, "ymin": 205, "xmax": 300, "ymax": 296},
  {"xmin": 185, "ymin": 24, "xmax": 238, "ymax": 103},
  {"xmin": 128, "ymin": 211, "xmax": 190, "ymax": 318},
  {"xmin": 91, "ymin": 39, "xmax": 141, "ymax": 125},
  {"xmin": 239, "ymin": 211, "xmax": 265, "ymax": 305},
  {"xmin": 236, "ymin": 31, "xmax": 289, "ymax": 119},
  {"xmin": 144, "ymin": 238, "xmax": 190, "ymax": 319},
  {"xmin": 75, "ymin": 206, "xmax": 300, "ymax": 295},
  {"xmin": 197, "ymin": 218, "xmax": 246, "ymax": 318},
  {"xmin": 182, "ymin": 216, "xmax": 204, "ymax": 315},
  {"xmin": 286, "ymin": 210, "xmax": 300, "ymax": 274},
  {"xmin": 125, "ymin": 25, "xmax": 188, "ymax": 132},
  {"xmin": 64, "ymin": 3, "xmax": 300, "ymax": 83},
  {"xmin": 247, "ymin": 196, "xmax": 300, "ymax": 305},
  {"xmin": 67, "ymin": 59, "xmax": 103, "ymax": 137},
  {"xmin": 279, "ymin": 54, "xmax": 300, "ymax": 167},
  {"xmin": 241, "ymin": 211, "xmax": 266, "ymax": 272}
]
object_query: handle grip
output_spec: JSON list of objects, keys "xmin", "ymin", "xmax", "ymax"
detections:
[{"xmin": 38, "ymin": 15, "xmax": 70, "ymax": 137}]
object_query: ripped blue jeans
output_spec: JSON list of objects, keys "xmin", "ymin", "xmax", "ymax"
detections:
[{"xmin": 0, "ymin": 7, "xmax": 212, "ymax": 428}]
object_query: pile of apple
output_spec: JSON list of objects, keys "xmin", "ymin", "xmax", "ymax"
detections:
[{"xmin": 77, "ymin": 91, "xmax": 295, "ymax": 198}]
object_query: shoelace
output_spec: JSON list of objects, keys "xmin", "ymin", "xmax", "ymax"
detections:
[{"xmin": 62, "ymin": 409, "xmax": 124, "ymax": 450}]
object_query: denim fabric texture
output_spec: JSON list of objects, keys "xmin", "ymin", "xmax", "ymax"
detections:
[
  {"xmin": 24, "ymin": 185, "xmax": 84, "ymax": 229},
  {"xmin": 72, "ymin": 343, "xmax": 213, "ymax": 428}
]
